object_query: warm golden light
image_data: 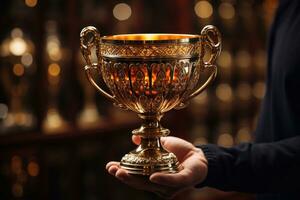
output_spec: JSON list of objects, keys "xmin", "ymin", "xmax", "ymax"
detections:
[
  {"xmin": 113, "ymin": 3, "xmax": 132, "ymax": 21},
  {"xmin": 194, "ymin": 137, "xmax": 208, "ymax": 145},
  {"xmin": 11, "ymin": 28, "xmax": 23, "ymax": 38},
  {"xmin": 253, "ymin": 81, "xmax": 265, "ymax": 99},
  {"xmin": 47, "ymin": 36, "xmax": 62, "ymax": 61},
  {"xmin": 236, "ymin": 50, "xmax": 251, "ymax": 68},
  {"xmin": 43, "ymin": 108, "xmax": 69, "ymax": 133},
  {"xmin": 254, "ymin": 50, "xmax": 266, "ymax": 69},
  {"xmin": 0, "ymin": 39, "xmax": 11, "ymax": 56},
  {"xmin": 11, "ymin": 155, "xmax": 22, "ymax": 175},
  {"xmin": 25, "ymin": 0, "xmax": 38, "ymax": 7},
  {"xmin": 194, "ymin": 1, "xmax": 213, "ymax": 19},
  {"xmin": 48, "ymin": 63, "xmax": 61, "ymax": 77},
  {"xmin": 218, "ymin": 2, "xmax": 235, "ymax": 20},
  {"xmin": 216, "ymin": 83, "xmax": 233, "ymax": 102},
  {"xmin": 21, "ymin": 53, "xmax": 33, "ymax": 66},
  {"xmin": 217, "ymin": 133, "xmax": 234, "ymax": 147},
  {"xmin": 217, "ymin": 50, "xmax": 232, "ymax": 68},
  {"xmin": 236, "ymin": 127, "xmax": 252, "ymax": 143},
  {"xmin": 49, "ymin": 47, "xmax": 62, "ymax": 61},
  {"xmin": 27, "ymin": 161, "xmax": 39, "ymax": 177},
  {"xmin": 0, "ymin": 103, "xmax": 8, "ymax": 119},
  {"xmin": 236, "ymin": 82, "xmax": 251, "ymax": 100},
  {"xmin": 103, "ymin": 34, "xmax": 198, "ymax": 41},
  {"xmin": 77, "ymin": 104, "xmax": 100, "ymax": 126},
  {"xmin": 13, "ymin": 64, "xmax": 25, "ymax": 76},
  {"xmin": 9, "ymin": 37, "xmax": 27, "ymax": 56}
]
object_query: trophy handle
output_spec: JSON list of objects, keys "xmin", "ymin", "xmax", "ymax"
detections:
[
  {"xmin": 80, "ymin": 26, "xmax": 115, "ymax": 101},
  {"xmin": 182, "ymin": 25, "xmax": 221, "ymax": 105}
]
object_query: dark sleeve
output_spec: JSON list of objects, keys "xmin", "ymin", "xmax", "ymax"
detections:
[{"xmin": 196, "ymin": 136, "xmax": 300, "ymax": 193}]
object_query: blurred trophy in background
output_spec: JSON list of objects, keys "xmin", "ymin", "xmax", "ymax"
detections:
[
  {"xmin": 80, "ymin": 25, "xmax": 221, "ymax": 175},
  {"xmin": 76, "ymin": 50, "xmax": 102, "ymax": 129},
  {"xmin": 42, "ymin": 21, "xmax": 70, "ymax": 134},
  {"xmin": 0, "ymin": 28, "xmax": 36, "ymax": 134}
]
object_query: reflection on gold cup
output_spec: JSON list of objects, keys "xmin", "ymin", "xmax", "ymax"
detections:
[{"xmin": 80, "ymin": 25, "xmax": 221, "ymax": 175}]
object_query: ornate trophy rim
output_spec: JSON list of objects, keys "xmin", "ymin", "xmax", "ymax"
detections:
[
  {"xmin": 100, "ymin": 33, "xmax": 202, "ymax": 59},
  {"xmin": 101, "ymin": 33, "xmax": 201, "ymax": 45}
]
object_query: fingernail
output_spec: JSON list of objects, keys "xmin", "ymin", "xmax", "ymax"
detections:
[{"xmin": 108, "ymin": 167, "xmax": 117, "ymax": 175}]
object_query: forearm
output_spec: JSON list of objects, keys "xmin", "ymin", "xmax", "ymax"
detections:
[{"xmin": 197, "ymin": 136, "xmax": 300, "ymax": 193}]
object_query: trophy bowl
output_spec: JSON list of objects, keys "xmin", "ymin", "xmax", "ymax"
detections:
[{"xmin": 80, "ymin": 25, "xmax": 221, "ymax": 175}]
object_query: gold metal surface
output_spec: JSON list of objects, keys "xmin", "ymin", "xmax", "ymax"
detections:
[
  {"xmin": 80, "ymin": 25, "xmax": 221, "ymax": 175},
  {"xmin": 102, "ymin": 33, "xmax": 199, "ymax": 41}
]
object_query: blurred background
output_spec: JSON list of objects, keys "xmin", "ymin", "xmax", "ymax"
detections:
[{"xmin": 0, "ymin": 0, "xmax": 277, "ymax": 199}]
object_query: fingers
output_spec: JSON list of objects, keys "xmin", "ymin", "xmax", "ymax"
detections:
[
  {"xmin": 132, "ymin": 135, "xmax": 141, "ymax": 145},
  {"xmin": 108, "ymin": 165, "xmax": 165, "ymax": 192},
  {"xmin": 115, "ymin": 169, "xmax": 150, "ymax": 189},
  {"xmin": 149, "ymin": 168, "xmax": 190, "ymax": 188},
  {"xmin": 152, "ymin": 152, "xmax": 207, "ymax": 187},
  {"xmin": 106, "ymin": 163, "xmax": 183, "ymax": 198},
  {"xmin": 106, "ymin": 161, "xmax": 120, "ymax": 176},
  {"xmin": 114, "ymin": 169, "xmax": 178, "ymax": 199},
  {"xmin": 108, "ymin": 165, "xmax": 119, "ymax": 175},
  {"xmin": 106, "ymin": 161, "xmax": 119, "ymax": 170}
]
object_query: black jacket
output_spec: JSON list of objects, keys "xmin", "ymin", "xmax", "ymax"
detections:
[{"xmin": 198, "ymin": 1, "xmax": 300, "ymax": 199}]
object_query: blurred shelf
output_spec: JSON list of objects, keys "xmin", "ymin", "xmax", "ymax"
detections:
[{"xmin": 0, "ymin": 119, "xmax": 139, "ymax": 147}]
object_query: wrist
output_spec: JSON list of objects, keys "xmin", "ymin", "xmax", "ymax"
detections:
[
  {"xmin": 195, "ymin": 144, "xmax": 220, "ymax": 188},
  {"xmin": 194, "ymin": 146, "xmax": 208, "ymax": 166},
  {"xmin": 193, "ymin": 146, "xmax": 208, "ymax": 184}
]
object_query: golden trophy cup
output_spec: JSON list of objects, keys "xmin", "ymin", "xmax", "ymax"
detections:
[{"xmin": 80, "ymin": 25, "xmax": 221, "ymax": 175}]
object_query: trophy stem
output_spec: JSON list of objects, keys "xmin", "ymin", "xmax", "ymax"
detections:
[{"xmin": 120, "ymin": 113, "xmax": 179, "ymax": 175}]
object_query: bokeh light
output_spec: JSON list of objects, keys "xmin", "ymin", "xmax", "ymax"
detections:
[
  {"xmin": 236, "ymin": 127, "xmax": 252, "ymax": 143},
  {"xmin": 0, "ymin": 103, "xmax": 8, "ymax": 119},
  {"xmin": 218, "ymin": 2, "xmax": 235, "ymax": 20},
  {"xmin": 217, "ymin": 50, "xmax": 232, "ymax": 68},
  {"xmin": 25, "ymin": 0, "xmax": 38, "ymax": 8},
  {"xmin": 254, "ymin": 50, "xmax": 266, "ymax": 68},
  {"xmin": 217, "ymin": 133, "xmax": 234, "ymax": 147},
  {"xmin": 194, "ymin": 1, "xmax": 213, "ymax": 19},
  {"xmin": 253, "ymin": 81, "xmax": 266, "ymax": 99},
  {"xmin": 21, "ymin": 53, "xmax": 33, "ymax": 67},
  {"xmin": 194, "ymin": 137, "xmax": 208, "ymax": 145},
  {"xmin": 9, "ymin": 37, "xmax": 27, "ymax": 56},
  {"xmin": 216, "ymin": 83, "xmax": 233, "ymax": 102},
  {"xmin": 13, "ymin": 64, "xmax": 25, "ymax": 76},
  {"xmin": 48, "ymin": 63, "xmax": 61, "ymax": 77},
  {"xmin": 11, "ymin": 28, "xmax": 23, "ymax": 38},
  {"xmin": 27, "ymin": 161, "xmax": 39, "ymax": 177},
  {"xmin": 113, "ymin": 3, "xmax": 132, "ymax": 21},
  {"xmin": 47, "ymin": 36, "xmax": 62, "ymax": 61}
]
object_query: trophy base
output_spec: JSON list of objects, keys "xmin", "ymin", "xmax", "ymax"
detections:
[
  {"xmin": 120, "ymin": 137, "xmax": 179, "ymax": 175},
  {"xmin": 120, "ymin": 151, "xmax": 179, "ymax": 175}
]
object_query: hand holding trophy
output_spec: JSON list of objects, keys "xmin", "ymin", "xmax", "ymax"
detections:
[{"xmin": 80, "ymin": 25, "xmax": 221, "ymax": 175}]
